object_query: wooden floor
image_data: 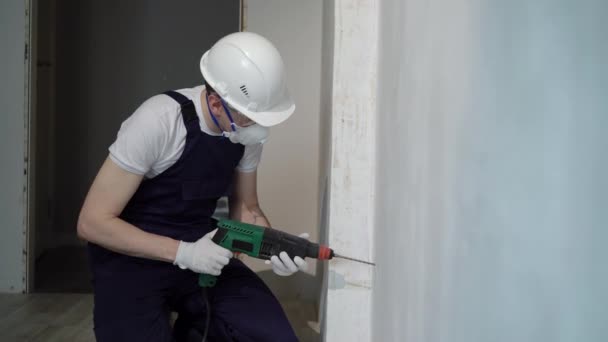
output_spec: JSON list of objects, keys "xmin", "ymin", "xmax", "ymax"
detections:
[
  {"xmin": 0, "ymin": 294, "xmax": 94, "ymax": 341},
  {"xmin": 0, "ymin": 293, "xmax": 319, "ymax": 341}
]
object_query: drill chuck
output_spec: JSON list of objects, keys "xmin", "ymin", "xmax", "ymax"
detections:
[{"xmin": 317, "ymin": 245, "xmax": 335, "ymax": 260}]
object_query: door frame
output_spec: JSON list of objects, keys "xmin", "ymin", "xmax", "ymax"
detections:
[{"xmin": 25, "ymin": 0, "xmax": 36, "ymax": 294}]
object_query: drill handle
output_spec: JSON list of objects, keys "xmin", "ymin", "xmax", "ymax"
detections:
[
  {"xmin": 199, "ymin": 228, "xmax": 230, "ymax": 288},
  {"xmin": 199, "ymin": 222, "xmax": 227, "ymax": 288}
]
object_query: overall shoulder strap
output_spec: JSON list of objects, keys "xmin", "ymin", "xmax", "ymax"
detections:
[{"xmin": 163, "ymin": 90, "xmax": 198, "ymax": 124}]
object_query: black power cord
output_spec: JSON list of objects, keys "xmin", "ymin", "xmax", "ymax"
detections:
[{"xmin": 201, "ymin": 287, "xmax": 211, "ymax": 342}]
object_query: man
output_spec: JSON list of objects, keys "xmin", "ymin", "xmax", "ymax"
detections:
[{"xmin": 78, "ymin": 32, "xmax": 306, "ymax": 341}]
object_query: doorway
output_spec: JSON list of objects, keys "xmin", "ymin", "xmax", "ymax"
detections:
[{"xmin": 29, "ymin": 0, "xmax": 242, "ymax": 292}]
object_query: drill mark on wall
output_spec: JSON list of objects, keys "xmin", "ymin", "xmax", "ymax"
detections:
[
  {"xmin": 328, "ymin": 270, "xmax": 373, "ymax": 290},
  {"xmin": 328, "ymin": 270, "xmax": 346, "ymax": 289}
]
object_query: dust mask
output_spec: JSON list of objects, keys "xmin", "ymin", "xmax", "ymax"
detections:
[
  {"xmin": 207, "ymin": 94, "xmax": 269, "ymax": 146},
  {"xmin": 223, "ymin": 124, "xmax": 269, "ymax": 145}
]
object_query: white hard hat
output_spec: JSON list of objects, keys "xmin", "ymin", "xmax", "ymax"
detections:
[{"xmin": 200, "ymin": 32, "xmax": 295, "ymax": 127}]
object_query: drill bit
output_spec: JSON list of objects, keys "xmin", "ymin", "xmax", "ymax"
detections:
[{"xmin": 334, "ymin": 253, "xmax": 376, "ymax": 266}]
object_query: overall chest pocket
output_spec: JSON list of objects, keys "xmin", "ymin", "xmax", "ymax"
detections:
[{"xmin": 181, "ymin": 179, "xmax": 232, "ymax": 200}]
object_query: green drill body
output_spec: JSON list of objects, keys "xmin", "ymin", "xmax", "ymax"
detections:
[{"xmin": 199, "ymin": 219, "xmax": 336, "ymax": 287}]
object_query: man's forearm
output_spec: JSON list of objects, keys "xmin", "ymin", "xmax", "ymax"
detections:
[
  {"xmin": 248, "ymin": 206, "xmax": 271, "ymax": 227},
  {"xmin": 230, "ymin": 202, "xmax": 271, "ymax": 227},
  {"xmin": 78, "ymin": 214, "xmax": 179, "ymax": 263}
]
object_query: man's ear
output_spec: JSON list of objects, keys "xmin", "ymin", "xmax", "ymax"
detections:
[{"xmin": 207, "ymin": 93, "xmax": 224, "ymax": 117}]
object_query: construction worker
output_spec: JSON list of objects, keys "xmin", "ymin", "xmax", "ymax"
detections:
[{"xmin": 77, "ymin": 32, "xmax": 306, "ymax": 341}]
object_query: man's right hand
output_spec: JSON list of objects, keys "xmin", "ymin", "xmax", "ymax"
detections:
[{"xmin": 173, "ymin": 229, "xmax": 233, "ymax": 275}]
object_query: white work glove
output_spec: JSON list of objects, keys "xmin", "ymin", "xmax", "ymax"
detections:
[
  {"xmin": 265, "ymin": 233, "xmax": 309, "ymax": 276},
  {"xmin": 174, "ymin": 229, "xmax": 233, "ymax": 275}
]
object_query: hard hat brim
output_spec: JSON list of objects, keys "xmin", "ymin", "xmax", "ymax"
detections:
[{"xmin": 240, "ymin": 101, "xmax": 295, "ymax": 127}]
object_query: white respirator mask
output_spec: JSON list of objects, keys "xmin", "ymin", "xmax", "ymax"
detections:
[
  {"xmin": 222, "ymin": 124, "xmax": 269, "ymax": 146},
  {"xmin": 207, "ymin": 94, "xmax": 269, "ymax": 146}
]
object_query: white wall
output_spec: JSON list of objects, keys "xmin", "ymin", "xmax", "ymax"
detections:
[
  {"xmin": 373, "ymin": 0, "xmax": 608, "ymax": 341},
  {"xmin": 245, "ymin": 0, "xmax": 322, "ymax": 275},
  {"xmin": 0, "ymin": 0, "xmax": 28, "ymax": 292}
]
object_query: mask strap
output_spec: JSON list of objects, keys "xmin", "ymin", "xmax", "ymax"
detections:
[
  {"xmin": 220, "ymin": 100, "xmax": 238, "ymax": 132},
  {"xmin": 206, "ymin": 93, "xmax": 225, "ymax": 133}
]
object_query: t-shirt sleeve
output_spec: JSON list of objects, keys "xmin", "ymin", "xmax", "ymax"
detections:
[
  {"xmin": 236, "ymin": 144, "xmax": 264, "ymax": 173},
  {"xmin": 109, "ymin": 95, "xmax": 171, "ymax": 175}
]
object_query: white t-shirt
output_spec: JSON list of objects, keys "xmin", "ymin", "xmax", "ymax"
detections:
[{"xmin": 109, "ymin": 86, "xmax": 263, "ymax": 178}]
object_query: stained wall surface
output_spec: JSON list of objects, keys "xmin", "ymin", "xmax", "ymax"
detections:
[{"xmin": 322, "ymin": 1, "xmax": 378, "ymax": 341}]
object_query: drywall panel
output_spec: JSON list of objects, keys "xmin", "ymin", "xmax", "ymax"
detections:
[
  {"xmin": 373, "ymin": 0, "xmax": 608, "ymax": 341},
  {"xmin": 323, "ymin": 1, "xmax": 378, "ymax": 341},
  {"xmin": 0, "ymin": 0, "xmax": 28, "ymax": 292},
  {"xmin": 245, "ymin": 0, "xmax": 322, "ymax": 278}
]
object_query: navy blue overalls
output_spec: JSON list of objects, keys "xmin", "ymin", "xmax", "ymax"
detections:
[{"xmin": 88, "ymin": 90, "xmax": 298, "ymax": 342}]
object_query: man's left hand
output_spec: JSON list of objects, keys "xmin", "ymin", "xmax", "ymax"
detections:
[{"xmin": 265, "ymin": 233, "xmax": 309, "ymax": 276}]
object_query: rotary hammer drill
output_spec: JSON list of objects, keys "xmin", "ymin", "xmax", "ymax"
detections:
[{"xmin": 199, "ymin": 218, "xmax": 374, "ymax": 287}]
